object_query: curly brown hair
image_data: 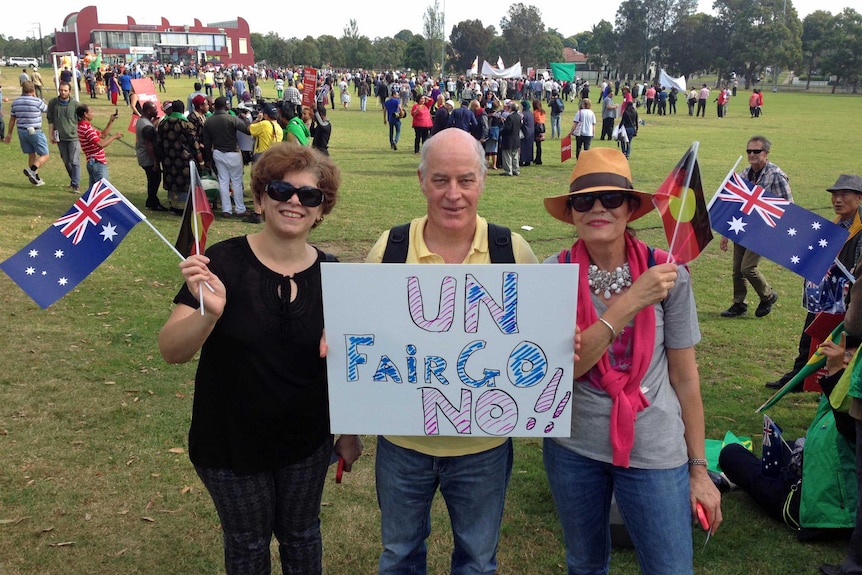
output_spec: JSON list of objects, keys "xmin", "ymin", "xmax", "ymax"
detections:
[{"xmin": 250, "ymin": 143, "xmax": 340, "ymax": 220}]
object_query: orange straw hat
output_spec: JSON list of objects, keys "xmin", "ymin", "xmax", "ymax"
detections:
[{"xmin": 543, "ymin": 148, "xmax": 655, "ymax": 225}]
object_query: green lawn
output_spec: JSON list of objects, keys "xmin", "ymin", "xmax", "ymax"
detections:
[{"xmin": 0, "ymin": 74, "xmax": 861, "ymax": 574}]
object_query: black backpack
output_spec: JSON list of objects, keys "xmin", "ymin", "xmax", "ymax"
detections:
[{"xmin": 382, "ymin": 222, "xmax": 515, "ymax": 263}]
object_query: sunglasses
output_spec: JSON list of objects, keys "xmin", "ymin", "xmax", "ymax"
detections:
[
  {"xmin": 265, "ymin": 181, "xmax": 324, "ymax": 207},
  {"xmin": 569, "ymin": 192, "xmax": 628, "ymax": 212},
  {"xmin": 746, "ymin": 149, "xmax": 766, "ymax": 155}
]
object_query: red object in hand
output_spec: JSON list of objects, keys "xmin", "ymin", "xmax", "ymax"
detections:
[{"xmin": 335, "ymin": 457, "xmax": 344, "ymax": 483}]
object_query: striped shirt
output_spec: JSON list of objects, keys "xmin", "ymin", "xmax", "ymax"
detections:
[
  {"xmin": 10, "ymin": 95, "xmax": 47, "ymax": 129},
  {"xmin": 78, "ymin": 121, "xmax": 106, "ymax": 164}
]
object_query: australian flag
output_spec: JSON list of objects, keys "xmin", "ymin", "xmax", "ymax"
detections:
[
  {"xmin": 761, "ymin": 414, "xmax": 788, "ymax": 478},
  {"xmin": 1, "ymin": 179, "xmax": 146, "ymax": 308},
  {"xmin": 708, "ymin": 172, "xmax": 848, "ymax": 283}
]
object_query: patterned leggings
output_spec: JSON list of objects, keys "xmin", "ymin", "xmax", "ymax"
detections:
[{"xmin": 195, "ymin": 438, "xmax": 332, "ymax": 575}]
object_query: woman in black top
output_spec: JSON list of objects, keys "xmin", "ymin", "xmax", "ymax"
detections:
[{"xmin": 159, "ymin": 144, "xmax": 362, "ymax": 575}]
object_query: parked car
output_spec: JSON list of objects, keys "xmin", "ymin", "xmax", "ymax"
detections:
[
  {"xmin": 8, "ymin": 57, "xmax": 39, "ymax": 68},
  {"xmin": 0, "ymin": 57, "xmax": 8, "ymax": 66}
]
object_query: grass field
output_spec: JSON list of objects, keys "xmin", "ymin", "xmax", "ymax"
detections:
[{"xmin": 1, "ymin": 73, "xmax": 861, "ymax": 574}]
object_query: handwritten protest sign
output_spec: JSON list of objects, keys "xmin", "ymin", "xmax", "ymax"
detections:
[{"xmin": 322, "ymin": 264, "xmax": 578, "ymax": 437}]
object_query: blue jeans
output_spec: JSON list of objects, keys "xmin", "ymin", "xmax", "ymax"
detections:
[
  {"xmin": 551, "ymin": 114, "xmax": 562, "ymax": 138},
  {"xmin": 85, "ymin": 158, "xmax": 109, "ymax": 192},
  {"xmin": 376, "ymin": 436, "xmax": 513, "ymax": 575},
  {"xmin": 543, "ymin": 439, "xmax": 693, "ymax": 575},
  {"xmin": 620, "ymin": 127, "xmax": 634, "ymax": 158},
  {"xmin": 389, "ymin": 118, "xmax": 402, "ymax": 146}
]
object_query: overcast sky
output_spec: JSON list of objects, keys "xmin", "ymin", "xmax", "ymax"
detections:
[{"xmin": 3, "ymin": 0, "xmax": 854, "ymax": 51}]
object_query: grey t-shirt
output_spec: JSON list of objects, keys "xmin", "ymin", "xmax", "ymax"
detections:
[{"xmin": 544, "ymin": 254, "xmax": 701, "ymax": 469}]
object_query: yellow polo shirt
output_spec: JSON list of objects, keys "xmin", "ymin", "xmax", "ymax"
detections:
[{"xmin": 366, "ymin": 215, "xmax": 538, "ymax": 456}]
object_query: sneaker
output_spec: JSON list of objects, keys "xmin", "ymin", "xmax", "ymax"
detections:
[
  {"xmin": 707, "ymin": 470, "xmax": 733, "ymax": 493},
  {"xmin": 34, "ymin": 178, "xmax": 45, "ymax": 187},
  {"xmin": 720, "ymin": 302, "xmax": 748, "ymax": 317},
  {"xmin": 23, "ymin": 168, "xmax": 39, "ymax": 185},
  {"xmin": 755, "ymin": 292, "xmax": 778, "ymax": 317},
  {"xmin": 242, "ymin": 212, "xmax": 262, "ymax": 224},
  {"xmin": 68, "ymin": 185, "xmax": 80, "ymax": 194}
]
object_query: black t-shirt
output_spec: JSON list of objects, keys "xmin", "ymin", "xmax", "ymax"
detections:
[{"xmin": 174, "ymin": 237, "xmax": 332, "ymax": 473}]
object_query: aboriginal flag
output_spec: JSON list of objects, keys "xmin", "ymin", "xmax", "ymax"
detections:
[
  {"xmin": 651, "ymin": 143, "xmax": 713, "ymax": 264},
  {"xmin": 175, "ymin": 162, "xmax": 214, "ymax": 258}
]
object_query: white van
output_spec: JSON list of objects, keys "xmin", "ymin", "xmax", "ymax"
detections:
[{"xmin": 9, "ymin": 57, "xmax": 39, "ymax": 68}]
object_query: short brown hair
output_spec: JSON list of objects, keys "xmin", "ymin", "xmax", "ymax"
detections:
[{"xmin": 250, "ymin": 143, "xmax": 340, "ymax": 219}]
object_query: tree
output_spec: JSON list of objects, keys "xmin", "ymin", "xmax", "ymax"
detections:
[
  {"xmin": 802, "ymin": 10, "xmax": 836, "ymax": 89},
  {"xmin": 317, "ymin": 35, "xmax": 344, "ymax": 68},
  {"xmin": 588, "ymin": 21, "xmax": 618, "ymax": 79},
  {"xmin": 820, "ymin": 8, "xmax": 862, "ymax": 93},
  {"xmin": 372, "ymin": 37, "xmax": 407, "ymax": 70},
  {"xmin": 500, "ymin": 3, "xmax": 546, "ymax": 67},
  {"xmin": 665, "ymin": 13, "xmax": 724, "ymax": 78},
  {"xmin": 395, "ymin": 30, "xmax": 414, "ymax": 44},
  {"xmin": 713, "ymin": 0, "xmax": 803, "ymax": 89},
  {"xmin": 615, "ymin": 0, "xmax": 651, "ymax": 79},
  {"xmin": 534, "ymin": 33, "xmax": 564, "ymax": 69},
  {"xmin": 405, "ymin": 34, "xmax": 428, "ymax": 71},
  {"xmin": 341, "ymin": 19, "xmax": 361, "ymax": 69},
  {"xmin": 294, "ymin": 36, "xmax": 320, "ymax": 67},
  {"xmin": 449, "ymin": 19, "xmax": 493, "ymax": 73},
  {"xmin": 423, "ymin": 0, "xmax": 445, "ymax": 73}
]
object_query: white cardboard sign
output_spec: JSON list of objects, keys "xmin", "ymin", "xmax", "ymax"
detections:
[{"xmin": 322, "ymin": 263, "xmax": 578, "ymax": 437}]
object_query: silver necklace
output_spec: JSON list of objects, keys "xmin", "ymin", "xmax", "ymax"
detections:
[{"xmin": 588, "ymin": 263, "xmax": 632, "ymax": 300}]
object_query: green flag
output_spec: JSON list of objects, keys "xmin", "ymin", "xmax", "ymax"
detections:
[{"xmin": 550, "ymin": 62, "xmax": 575, "ymax": 82}]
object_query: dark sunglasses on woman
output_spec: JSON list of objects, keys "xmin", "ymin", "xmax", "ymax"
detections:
[
  {"xmin": 265, "ymin": 181, "xmax": 324, "ymax": 207},
  {"xmin": 568, "ymin": 192, "xmax": 629, "ymax": 213}
]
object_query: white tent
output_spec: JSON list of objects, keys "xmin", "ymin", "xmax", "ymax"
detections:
[{"xmin": 481, "ymin": 60, "xmax": 523, "ymax": 79}]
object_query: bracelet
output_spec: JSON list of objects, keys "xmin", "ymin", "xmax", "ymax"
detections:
[
  {"xmin": 597, "ymin": 317, "xmax": 617, "ymax": 340},
  {"xmin": 688, "ymin": 458, "xmax": 708, "ymax": 467}
]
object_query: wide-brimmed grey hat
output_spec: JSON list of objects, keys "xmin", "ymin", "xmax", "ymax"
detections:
[{"xmin": 827, "ymin": 174, "xmax": 862, "ymax": 194}]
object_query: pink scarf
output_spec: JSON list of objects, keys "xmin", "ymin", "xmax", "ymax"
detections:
[{"xmin": 565, "ymin": 233, "xmax": 658, "ymax": 467}]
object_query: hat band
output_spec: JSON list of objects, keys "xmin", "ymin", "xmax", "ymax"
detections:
[{"xmin": 570, "ymin": 173, "xmax": 633, "ymax": 193}]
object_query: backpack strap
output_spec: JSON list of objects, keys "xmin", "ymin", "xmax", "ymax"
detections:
[
  {"xmin": 382, "ymin": 223, "xmax": 411, "ymax": 263},
  {"xmin": 487, "ymin": 223, "xmax": 515, "ymax": 264}
]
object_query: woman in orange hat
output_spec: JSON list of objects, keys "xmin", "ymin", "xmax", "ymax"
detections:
[{"xmin": 541, "ymin": 147, "xmax": 722, "ymax": 575}]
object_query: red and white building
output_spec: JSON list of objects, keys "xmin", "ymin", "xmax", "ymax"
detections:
[{"xmin": 52, "ymin": 5, "xmax": 254, "ymax": 67}]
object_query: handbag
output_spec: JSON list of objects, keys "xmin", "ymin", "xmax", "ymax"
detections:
[{"xmin": 612, "ymin": 123, "xmax": 621, "ymax": 141}]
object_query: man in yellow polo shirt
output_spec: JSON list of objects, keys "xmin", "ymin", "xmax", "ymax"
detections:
[
  {"xmin": 366, "ymin": 128, "xmax": 538, "ymax": 575},
  {"xmin": 244, "ymin": 103, "xmax": 284, "ymax": 223}
]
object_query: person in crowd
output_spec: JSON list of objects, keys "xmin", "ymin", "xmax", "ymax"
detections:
[
  {"xmin": 448, "ymin": 99, "xmax": 478, "ymax": 133},
  {"xmin": 4, "ymin": 81, "xmax": 50, "ymax": 186},
  {"xmin": 519, "ymin": 99, "xmax": 535, "ymax": 167},
  {"xmin": 469, "ymin": 99, "xmax": 488, "ymax": 146},
  {"xmin": 203, "ymin": 97, "xmax": 252, "ymax": 218},
  {"xmin": 384, "ymin": 93, "xmax": 404, "ymax": 151},
  {"xmin": 188, "ymin": 95, "xmax": 209, "ymax": 147},
  {"xmin": 76, "ymin": 104, "xmax": 123, "ymax": 192},
  {"xmin": 821, "ymin": 278, "xmax": 862, "ymax": 575},
  {"xmin": 158, "ymin": 143, "xmax": 362, "ymax": 575},
  {"xmin": 499, "ymin": 100, "xmax": 522, "ymax": 176},
  {"xmin": 571, "ymin": 98, "xmax": 596, "ymax": 160},
  {"xmin": 135, "ymin": 101, "xmax": 167, "ymax": 212},
  {"xmin": 767, "ymin": 174, "xmax": 862, "ymax": 390},
  {"xmin": 549, "ymin": 89, "xmax": 565, "ymax": 139},
  {"xmin": 156, "ymin": 100, "xmax": 203, "ymax": 214},
  {"xmin": 668, "ymin": 87, "xmax": 678, "ymax": 115},
  {"xmin": 411, "ymin": 95, "xmax": 433, "ymax": 154},
  {"xmin": 31, "ymin": 67, "xmax": 44, "ymax": 99},
  {"xmin": 542, "ymin": 147, "xmax": 722, "ymax": 575},
  {"xmin": 430, "ymin": 96, "xmax": 451, "ymax": 136},
  {"xmin": 687, "ymin": 87, "xmax": 698, "ymax": 116},
  {"xmin": 484, "ymin": 100, "xmax": 503, "ymax": 170},
  {"xmin": 719, "ymin": 135, "xmax": 791, "ymax": 318},
  {"xmin": 244, "ymin": 103, "xmax": 285, "ymax": 224},
  {"xmin": 283, "ymin": 105, "xmax": 312, "ymax": 146},
  {"xmin": 311, "ymin": 104, "xmax": 332, "ymax": 157},
  {"xmin": 697, "ymin": 84, "xmax": 709, "ymax": 118},
  {"xmin": 720, "ymin": 333, "xmax": 858, "ymax": 541},
  {"xmin": 617, "ymin": 96, "xmax": 639, "ymax": 159},
  {"xmin": 749, "ymin": 89, "xmax": 763, "ymax": 118},
  {"xmin": 366, "ymin": 128, "xmax": 538, "ymax": 575},
  {"xmin": 47, "ymin": 82, "xmax": 81, "ymax": 193},
  {"xmin": 532, "ymin": 98, "xmax": 546, "ymax": 165},
  {"xmin": 187, "ymin": 82, "xmax": 207, "ymax": 115},
  {"xmin": 600, "ymin": 88, "xmax": 618, "ymax": 141}
]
